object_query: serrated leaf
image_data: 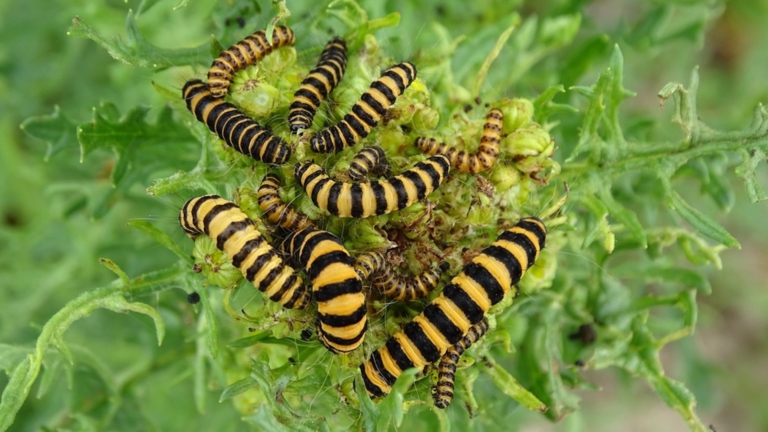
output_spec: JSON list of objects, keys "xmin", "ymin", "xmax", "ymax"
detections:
[
  {"xmin": 67, "ymin": 10, "xmax": 210, "ymax": 69},
  {"xmin": 664, "ymin": 187, "xmax": 740, "ymax": 248},
  {"xmin": 244, "ymin": 404, "xmax": 292, "ymax": 432},
  {"xmin": 99, "ymin": 258, "xmax": 131, "ymax": 286},
  {"xmin": 599, "ymin": 188, "xmax": 647, "ymax": 248},
  {"xmin": 480, "ymin": 355, "xmax": 547, "ymax": 413},
  {"xmin": 533, "ymin": 85, "xmax": 578, "ymax": 123},
  {"xmin": 77, "ymin": 103, "xmax": 192, "ymax": 161},
  {"xmin": 199, "ymin": 289, "xmax": 219, "ymax": 359},
  {"xmin": 19, "ymin": 106, "xmax": 79, "ymax": 161},
  {"xmin": 472, "ymin": 15, "xmax": 519, "ymax": 98},
  {"xmin": 375, "ymin": 368, "xmax": 418, "ymax": 432},
  {"xmin": 219, "ymin": 376, "xmax": 259, "ymax": 402},
  {"xmin": 128, "ymin": 220, "xmax": 192, "ymax": 264},
  {"xmin": 35, "ymin": 359, "xmax": 62, "ymax": 400},
  {"xmin": 612, "ymin": 262, "xmax": 711, "ymax": 293},
  {"xmin": 227, "ymin": 331, "xmax": 273, "ymax": 348},
  {"xmin": 76, "ymin": 103, "xmax": 196, "ymax": 192},
  {"xmin": 735, "ymin": 148, "xmax": 768, "ymax": 203}
]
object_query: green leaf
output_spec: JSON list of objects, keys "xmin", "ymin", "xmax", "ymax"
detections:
[
  {"xmin": 128, "ymin": 220, "xmax": 193, "ymax": 264},
  {"xmin": 0, "ymin": 265, "xmax": 182, "ymax": 430},
  {"xmin": 199, "ymin": 288, "xmax": 219, "ymax": 359},
  {"xmin": 227, "ymin": 331, "xmax": 273, "ymax": 348},
  {"xmin": 735, "ymin": 148, "xmax": 768, "ymax": 203},
  {"xmin": 219, "ymin": 376, "xmax": 259, "ymax": 402},
  {"xmin": 472, "ymin": 14, "xmax": 520, "ymax": 98},
  {"xmin": 19, "ymin": 106, "xmax": 79, "ymax": 161},
  {"xmin": 663, "ymin": 184, "xmax": 740, "ymax": 248},
  {"xmin": 67, "ymin": 10, "xmax": 210, "ymax": 69},
  {"xmin": 598, "ymin": 187, "xmax": 647, "ymax": 248},
  {"xmin": 77, "ymin": 103, "xmax": 192, "ymax": 162},
  {"xmin": 612, "ymin": 262, "xmax": 711, "ymax": 294},
  {"xmin": 479, "ymin": 355, "xmax": 547, "ymax": 413},
  {"xmin": 532, "ymin": 85, "xmax": 578, "ymax": 123},
  {"xmin": 375, "ymin": 368, "xmax": 418, "ymax": 432}
]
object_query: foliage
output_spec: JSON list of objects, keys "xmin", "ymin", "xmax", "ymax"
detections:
[{"xmin": 2, "ymin": 0, "xmax": 767, "ymax": 431}]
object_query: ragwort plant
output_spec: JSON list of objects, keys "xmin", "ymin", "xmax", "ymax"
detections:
[{"xmin": 2, "ymin": 1, "xmax": 765, "ymax": 431}]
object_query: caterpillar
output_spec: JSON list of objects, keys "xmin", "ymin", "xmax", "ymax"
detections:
[
  {"xmin": 182, "ymin": 79, "xmax": 291, "ymax": 164},
  {"xmin": 359, "ymin": 217, "xmax": 547, "ymax": 397},
  {"xmin": 280, "ymin": 227, "xmax": 366, "ymax": 353},
  {"xmin": 288, "ymin": 37, "xmax": 348, "ymax": 134},
  {"xmin": 348, "ymin": 146, "xmax": 391, "ymax": 181},
  {"xmin": 415, "ymin": 108, "xmax": 503, "ymax": 174},
  {"xmin": 432, "ymin": 318, "xmax": 489, "ymax": 409},
  {"xmin": 310, "ymin": 62, "xmax": 417, "ymax": 153},
  {"xmin": 294, "ymin": 154, "xmax": 450, "ymax": 218},
  {"xmin": 354, "ymin": 251, "xmax": 449, "ymax": 301},
  {"xmin": 257, "ymin": 174, "xmax": 313, "ymax": 231},
  {"xmin": 179, "ymin": 195, "xmax": 310, "ymax": 309},
  {"xmin": 207, "ymin": 25, "xmax": 295, "ymax": 98}
]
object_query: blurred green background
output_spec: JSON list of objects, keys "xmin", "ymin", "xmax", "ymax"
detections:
[{"xmin": 1, "ymin": 0, "xmax": 767, "ymax": 431}]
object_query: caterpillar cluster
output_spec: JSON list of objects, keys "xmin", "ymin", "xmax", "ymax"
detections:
[
  {"xmin": 280, "ymin": 227, "xmax": 367, "ymax": 353},
  {"xmin": 348, "ymin": 146, "xmax": 391, "ymax": 181},
  {"xmin": 360, "ymin": 217, "xmax": 547, "ymax": 397},
  {"xmin": 182, "ymin": 80, "xmax": 291, "ymax": 164},
  {"xmin": 415, "ymin": 108, "xmax": 503, "ymax": 174},
  {"xmin": 288, "ymin": 37, "xmax": 348, "ymax": 133},
  {"xmin": 294, "ymin": 154, "xmax": 450, "ymax": 218},
  {"xmin": 176, "ymin": 22, "xmax": 550, "ymax": 412},
  {"xmin": 309, "ymin": 62, "xmax": 417, "ymax": 153},
  {"xmin": 208, "ymin": 26, "xmax": 296, "ymax": 98},
  {"xmin": 354, "ymin": 251, "xmax": 449, "ymax": 302},
  {"xmin": 179, "ymin": 195, "xmax": 310, "ymax": 309}
]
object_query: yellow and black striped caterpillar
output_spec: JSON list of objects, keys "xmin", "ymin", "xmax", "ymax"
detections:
[
  {"xmin": 432, "ymin": 318, "xmax": 489, "ymax": 409},
  {"xmin": 348, "ymin": 146, "xmax": 391, "ymax": 181},
  {"xmin": 179, "ymin": 195, "xmax": 310, "ymax": 309},
  {"xmin": 415, "ymin": 108, "xmax": 503, "ymax": 174},
  {"xmin": 182, "ymin": 79, "xmax": 291, "ymax": 164},
  {"xmin": 257, "ymin": 174, "xmax": 313, "ymax": 231},
  {"xmin": 288, "ymin": 37, "xmax": 347, "ymax": 134},
  {"xmin": 280, "ymin": 227, "xmax": 366, "ymax": 353},
  {"xmin": 310, "ymin": 62, "xmax": 417, "ymax": 153},
  {"xmin": 207, "ymin": 25, "xmax": 295, "ymax": 98},
  {"xmin": 359, "ymin": 217, "xmax": 547, "ymax": 397},
  {"xmin": 354, "ymin": 251, "xmax": 449, "ymax": 301},
  {"xmin": 294, "ymin": 154, "xmax": 450, "ymax": 218}
]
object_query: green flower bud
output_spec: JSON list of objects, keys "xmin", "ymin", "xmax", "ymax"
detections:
[
  {"xmin": 490, "ymin": 164, "xmax": 522, "ymax": 190},
  {"xmin": 343, "ymin": 221, "xmax": 393, "ymax": 251},
  {"xmin": 498, "ymin": 98, "xmax": 534, "ymax": 133},
  {"xmin": 518, "ymin": 248, "xmax": 556, "ymax": 294},
  {"xmin": 232, "ymin": 81, "xmax": 282, "ymax": 118},
  {"xmin": 503, "ymin": 122, "xmax": 552, "ymax": 158},
  {"xmin": 192, "ymin": 236, "xmax": 242, "ymax": 289},
  {"xmin": 411, "ymin": 103, "xmax": 440, "ymax": 133}
]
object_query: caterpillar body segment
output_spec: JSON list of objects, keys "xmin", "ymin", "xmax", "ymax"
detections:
[
  {"xmin": 257, "ymin": 174, "xmax": 313, "ymax": 231},
  {"xmin": 359, "ymin": 217, "xmax": 547, "ymax": 397},
  {"xmin": 294, "ymin": 154, "xmax": 450, "ymax": 218},
  {"xmin": 280, "ymin": 227, "xmax": 366, "ymax": 353},
  {"xmin": 207, "ymin": 25, "xmax": 296, "ymax": 98},
  {"xmin": 432, "ymin": 318, "xmax": 489, "ymax": 409},
  {"xmin": 288, "ymin": 37, "xmax": 348, "ymax": 133},
  {"xmin": 310, "ymin": 62, "xmax": 417, "ymax": 153},
  {"xmin": 348, "ymin": 146, "xmax": 391, "ymax": 181},
  {"xmin": 182, "ymin": 79, "xmax": 290, "ymax": 164},
  {"xmin": 179, "ymin": 195, "xmax": 310, "ymax": 309},
  {"xmin": 415, "ymin": 108, "xmax": 503, "ymax": 174},
  {"xmin": 354, "ymin": 251, "xmax": 449, "ymax": 301}
]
